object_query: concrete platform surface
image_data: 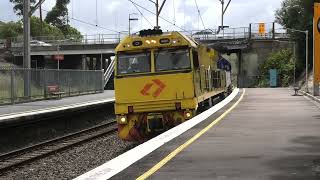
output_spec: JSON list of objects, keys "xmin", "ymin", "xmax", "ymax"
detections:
[
  {"xmin": 114, "ymin": 88, "xmax": 320, "ymax": 180},
  {"xmin": 0, "ymin": 91, "xmax": 114, "ymax": 121}
]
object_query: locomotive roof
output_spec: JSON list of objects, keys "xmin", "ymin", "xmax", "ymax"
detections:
[{"xmin": 115, "ymin": 31, "xmax": 198, "ymax": 52}]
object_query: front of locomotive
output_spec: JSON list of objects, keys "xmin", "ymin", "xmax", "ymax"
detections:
[{"xmin": 114, "ymin": 30, "xmax": 198, "ymax": 141}]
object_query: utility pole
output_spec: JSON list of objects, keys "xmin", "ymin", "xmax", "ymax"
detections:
[
  {"xmin": 148, "ymin": 0, "xmax": 166, "ymax": 29},
  {"xmin": 305, "ymin": 30, "xmax": 309, "ymax": 93},
  {"xmin": 39, "ymin": 2, "xmax": 43, "ymax": 37},
  {"xmin": 23, "ymin": 0, "xmax": 31, "ymax": 98},
  {"xmin": 313, "ymin": 3, "xmax": 320, "ymax": 96},
  {"xmin": 286, "ymin": 28, "xmax": 309, "ymax": 93}
]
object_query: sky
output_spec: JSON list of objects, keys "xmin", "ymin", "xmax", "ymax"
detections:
[{"xmin": 0, "ymin": 0, "xmax": 283, "ymax": 35}]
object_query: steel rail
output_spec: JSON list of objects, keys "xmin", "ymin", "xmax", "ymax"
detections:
[{"xmin": 0, "ymin": 120, "xmax": 117, "ymax": 174}]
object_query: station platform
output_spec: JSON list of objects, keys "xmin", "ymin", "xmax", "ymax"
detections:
[
  {"xmin": 79, "ymin": 88, "xmax": 320, "ymax": 180},
  {"xmin": 0, "ymin": 91, "xmax": 114, "ymax": 125}
]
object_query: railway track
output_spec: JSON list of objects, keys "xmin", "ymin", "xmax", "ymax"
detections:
[{"xmin": 0, "ymin": 120, "xmax": 117, "ymax": 174}]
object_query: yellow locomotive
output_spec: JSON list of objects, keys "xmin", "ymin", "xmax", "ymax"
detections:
[{"xmin": 114, "ymin": 29, "xmax": 231, "ymax": 141}]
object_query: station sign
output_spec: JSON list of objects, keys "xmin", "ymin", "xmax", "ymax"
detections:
[{"xmin": 258, "ymin": 23, "xmax": 266, "ymax": 35}]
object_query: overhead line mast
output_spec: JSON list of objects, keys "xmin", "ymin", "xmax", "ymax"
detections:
[
  {"xmin": 218, "ymin": 0, "xmax": 231, "ymax": 31},
  {"xmin": 148, "ymin": 0, "xmax": 167, "ymax": 29},
  {"xmin": 129, "ymin": 0, "xmax": 187, "ymax": 31}
]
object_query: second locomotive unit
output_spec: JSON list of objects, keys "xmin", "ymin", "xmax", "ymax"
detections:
[{"xmin": 114, "ymin": 29, "xmax": 232, "ymax": 141}]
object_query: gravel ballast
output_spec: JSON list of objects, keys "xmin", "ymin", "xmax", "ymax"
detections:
[{"xmin": 0, "ymin": 133, "xmax": 137, "ymax": 180}]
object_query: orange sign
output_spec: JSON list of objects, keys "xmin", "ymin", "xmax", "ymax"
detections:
[
  {"xmin": 258, "ymin": 23, "xmax": 265, "ymax": 35},
  {"xmin": 140, "ymin": 79, "xmax": 166, "ymax": 97},
  {"xmin": 314, "ymin": 3, "xmax": 320, "ymax": 83}
]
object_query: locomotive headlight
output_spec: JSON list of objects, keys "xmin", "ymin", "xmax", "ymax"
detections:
[
  {"xmin": 184, "ymin": 110, "xmax": 192, "ymax": 119},
  {"xmin": 118, "ymin": 116, "xmax": 127, "ymax": 124},
  {"xmin": 145, "ymin": 40, "xmax": 151, "ymax": 44},
  {"xmin": 151, "ymin": 39, "xmax": 157, "ymax": 44},
  {"xmin": 172, "ymin": 39, "xmax": 179, "ymax": 44}
]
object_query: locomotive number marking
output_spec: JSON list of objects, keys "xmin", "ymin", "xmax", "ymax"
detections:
[{"xmin": 140, "ymin": 79, "xmax": 166, "ymax": 97}]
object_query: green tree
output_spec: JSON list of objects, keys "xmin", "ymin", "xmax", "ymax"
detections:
[
  {"xmin": 30, "ymin": 16, "xmax": 64, "ymax": 37},
  {"xmin": 0, "ymin": 17, "xmax": 64, "ymax": 39},
  {"xmin": 0, "ymin": 21, "xmax": 23, "ymax": 39},
  {"xmin": 9, "ymin": 0, "xmax": 36, "ymax": 16},
  {"xmin": 259, "ymin": 49, "xmax": 295, "ymax": 87},
  {"xmin": 44, "ymin": 0, "xmax": 81, "ymax": 37},
  {"xmin": 275, "ymin": 0, "xmax": 319, "ymax": 74}
]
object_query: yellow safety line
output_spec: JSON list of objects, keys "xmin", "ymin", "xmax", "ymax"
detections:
[{"xmin": 136, "ymin": 89, "xmax": 246, "ymax": 180}]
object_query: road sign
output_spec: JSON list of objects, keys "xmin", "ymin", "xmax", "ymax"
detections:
[
  {"xmin": 258, "ymin": 23, "xmax": 265, "ymax": 35},
  {"xmin": 314, "ymin": 3, "xmax": 320, "ymax": 95},
  {"xmin": 53, "ymin": 54, "xmax": 64, "ymax": 61}
]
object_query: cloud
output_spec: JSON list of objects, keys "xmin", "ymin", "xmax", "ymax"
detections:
[{"xmin": 0, "ymin": 0, "xmax": 283, "ymax": 35}]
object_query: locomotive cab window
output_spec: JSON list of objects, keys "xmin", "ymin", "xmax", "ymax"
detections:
[
  {"xmin": 155, "ymin": 48, "xmax": 191, "ymax": 72},
  {"xmin": 117, "ymin": 51, "xmax": 151, "ymax": 75}
]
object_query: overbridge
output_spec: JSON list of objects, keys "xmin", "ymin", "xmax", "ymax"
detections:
[{"xmin": 2, "ymin": 23, "xmax": 290, "ymax": 88}]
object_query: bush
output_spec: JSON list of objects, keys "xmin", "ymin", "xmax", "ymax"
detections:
[{"xmin": 259, "ymin": 49, "xmax": 295, "ymax": 87}]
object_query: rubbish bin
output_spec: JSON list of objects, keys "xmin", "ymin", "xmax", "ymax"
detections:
[{"xmin": 269, "ymin": 69, "xmax": 277, "ymax": 87}]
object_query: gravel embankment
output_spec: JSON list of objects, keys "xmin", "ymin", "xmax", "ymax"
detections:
[{"xmin": 0, "ymin": 133, "xmax": 137, "ymax": 180}]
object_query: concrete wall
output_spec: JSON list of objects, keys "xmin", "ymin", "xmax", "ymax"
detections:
[{"xmin": 223, "ymin": 40, "xmax": 293, "ymax": 88}]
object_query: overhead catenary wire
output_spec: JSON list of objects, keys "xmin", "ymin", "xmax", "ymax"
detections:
[
  {"xmin": 42, "ymin": 9, "xmax": 121, "ymax": 34},
  {"xmin": 128, "ymin": 0, "xmax": 154, "ymax": 28},
  {"xmin": 194, "ymin": 0, "xmax": 206, "ymax": 30},
  {"xmin": 127, "ymin": 0, "xmax": 188, "ymax": 32}
]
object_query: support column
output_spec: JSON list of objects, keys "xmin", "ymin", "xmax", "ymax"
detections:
[
  {"xmin": 237, "ymin": 51, "xmax": 243, "ymax": 88},
  {"xmin": 81, "ymin": 55, "xmax": 86, "ymax": 70}
]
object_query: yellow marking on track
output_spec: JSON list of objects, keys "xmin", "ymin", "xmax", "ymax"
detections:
[{"xmin": 136, "ymin": 89, "xmax": 246, "ymax": 180}]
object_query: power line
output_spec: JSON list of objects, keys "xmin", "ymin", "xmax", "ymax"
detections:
[
  {"xmin": 41, "ymin": 9, "xmax": 121, "ymax": 34},
  {"xmin": 127, "ymin": 0, "xmax": 188, "ymax": 31},
  {"xmin": 194, "ymin": 0, "xmax": 206, "ymax": 29},
  {"xmin": 128, "ymin": 0, "xmax": 153, "ymax": 28}
]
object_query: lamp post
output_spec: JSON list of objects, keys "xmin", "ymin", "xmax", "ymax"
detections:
[
  {"xmin": 129, "ymin": 13, "xmax": 138, "ymax": 35},
  {"xmin": 286, "ymin": 28, "xmax": 309, "ymax": 92}
]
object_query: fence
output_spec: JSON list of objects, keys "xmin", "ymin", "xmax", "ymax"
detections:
[
  {"xmin": 0, "ymin": 68, "xmax": 104, "ymax": 105},
  {"xmin": 185, "ymin": 27, "xmax": 250, "ymax": 41}
]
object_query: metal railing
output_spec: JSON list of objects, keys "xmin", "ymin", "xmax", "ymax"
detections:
[
  {"xmin": 7, "ymin": 33, "xmax": 127, "ymax": 48},
  {"xmin": 0, "ymin": 23, "xmax": 289, "ymax": 49},
  {"xmin": 185, "ymin": 27, "xmax": 250, "ymax": 41},
  {"xmin": 0, "ymin": 68, "xmax": 104, "ymax": 105}
]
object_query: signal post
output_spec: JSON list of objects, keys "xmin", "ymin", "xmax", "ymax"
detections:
[{"xmin": 314, "ymin": 3, "xmax": 320, "ymax": 96}]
